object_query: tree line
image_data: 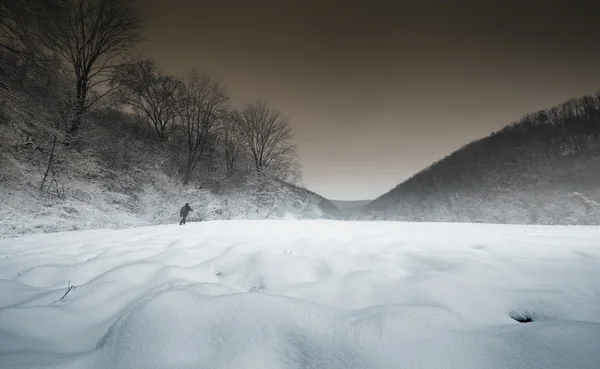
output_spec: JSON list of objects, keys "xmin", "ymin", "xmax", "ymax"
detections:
[{"xmin": 0, "ymin": 0, "xmax": 300, "ymax": 191}]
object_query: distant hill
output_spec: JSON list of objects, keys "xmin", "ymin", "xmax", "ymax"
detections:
[
  {"xmin": 329, "ymin": 200, "xmax": 372, "ymax": 219},
  {"xmin": 359, "ymin": 90, "xmax": 600, "ymax": 225}
]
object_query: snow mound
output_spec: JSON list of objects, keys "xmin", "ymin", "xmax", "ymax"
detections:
[
  {"xmin": 45, "ymin": 289, "xmax": 596, "ymax": 369},
  {"xmin": 1, "ymin": 220, "xmax": 600, "ymax": 368}
]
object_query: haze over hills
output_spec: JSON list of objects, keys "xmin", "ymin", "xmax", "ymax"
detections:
[
  {"xmin": 359, "ymin": 90, "xmax": 600, "ymax": 225},
  {"xmin": 328, "ymin": 199, "xmax": 372, "ymax": 219}
]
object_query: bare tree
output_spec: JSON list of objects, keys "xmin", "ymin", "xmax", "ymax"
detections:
[
  {"xmin": 218, "ymin": 113, "xmax": 244, "ymax": 177},
  {"xmin": 234, "ymin": 100, "xmax": 298, "ymax": 180},
  {"xmin": 42, "ymin": 0, "xmax": 142, "ymax": 136},
  {"xmin": 112, "ymin": 59, "xmax": 182, "ymax": 142},
  {"xmin": 40, "ymin": 90, "xmax": 73, "ymax": 193},
  {"xmin": 0, "ymin": 0, "xmax": 26, "ymax": 56},
  {"xmin": 0, "ymin": 1, "xmax": 64, "ymax": 96},
  {"xmin": 268, "ymin": 152, "xmax": 301, "ymax": 184},
  {"xmin": 0, "ymin": 1, "xmax": 52, "ymax": 61},
  {"xmin": 0, "ymin": 41, "xmax": 74, "ymax": 139},
  {"xmin": 179, "ymin": 72, "xmax": 229, "ymax": 185},
  {"xmin": 0, "ymin": 46, "xmax": 73, "ymax": 192},
  {"xmin": 0, "ymin": 0, "xmax": 73, "ymax": 182}
]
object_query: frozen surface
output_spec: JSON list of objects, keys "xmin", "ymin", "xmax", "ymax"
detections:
[{"xmin": 1, "ymin": 220, "xmax": 600, "ymax": 368}]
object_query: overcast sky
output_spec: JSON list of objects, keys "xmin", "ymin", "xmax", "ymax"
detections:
[{"xmin": 135, "ymin": 0, "xmax": 600, "ymax": 200}]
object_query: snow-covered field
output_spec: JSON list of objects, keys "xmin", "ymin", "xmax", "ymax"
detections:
[{"xmin": 1, "ymin": 220, "xmax": 600, "ymax": 369}]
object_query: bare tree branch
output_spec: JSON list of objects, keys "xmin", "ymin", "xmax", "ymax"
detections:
[
  {"xmin": 178, "ymin": 72, "xmax": 229, "ymax": 184},
  {"xmin": 112, "ymin": 59, "xmax": 183, "ymax": 142},
  {"xmin": 40, "ymin": 0, "xmax": 142, "ymax": 136},
  {"xmin": 234, "ymin": 101, "xmax": 299, "ymax": 181}
]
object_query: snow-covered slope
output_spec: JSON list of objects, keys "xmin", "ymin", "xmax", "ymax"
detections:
[{"xmin": 1, "ymin": 220, "xmax": 600, "ymax": 368}]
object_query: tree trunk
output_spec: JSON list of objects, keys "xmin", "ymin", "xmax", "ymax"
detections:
[
  {"xmin": 183, "ymin": 157, "xmax": 193, "ymax": 185},
  {"xmin": 40, "ymin": 135, "xmax": 58, "ymax": 191},
  {"xmin": 67, "ymin": 78, "xmax": 87, "ymax": 138}
]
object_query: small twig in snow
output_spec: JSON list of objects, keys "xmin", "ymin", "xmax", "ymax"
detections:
[{"xmin": 55, "ymin": 280, "xmax": 76, "ymax": 302}]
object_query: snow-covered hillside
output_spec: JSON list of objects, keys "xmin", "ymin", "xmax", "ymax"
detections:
[{"xmin": 1, "ymin": 220, "xmax": 600, "ymax": 368}]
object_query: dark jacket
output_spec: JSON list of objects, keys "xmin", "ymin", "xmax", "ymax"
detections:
[{"xmin": 180, "ymin": 204, "xmax": 193, "ymax": 217}]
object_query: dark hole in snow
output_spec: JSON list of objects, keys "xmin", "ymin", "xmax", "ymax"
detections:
[{"xmin": 509, "ymin": 311, "xmax": 536, "ymax": 323}]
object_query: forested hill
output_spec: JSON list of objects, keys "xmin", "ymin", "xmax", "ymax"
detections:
[
  {"xmin": 0, "ymin": 0, "xmax": 338, "ymax": 237},
  {"xmin": 359, "ymin": 90, "xmax": 600, "ymax": 225}
]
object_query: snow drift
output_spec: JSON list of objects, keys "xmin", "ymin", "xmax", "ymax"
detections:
[{"xmin": 1, "ymin": 220, "xmax": 600, "ymax": 368}]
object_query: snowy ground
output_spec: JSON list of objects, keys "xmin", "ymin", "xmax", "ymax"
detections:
[{"xmin": 1, "ymin": 220, "xmax": 600, "ymax": 369}]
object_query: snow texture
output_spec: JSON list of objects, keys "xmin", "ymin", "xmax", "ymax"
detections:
[{"xmin": 1, "ymin": 220, "xmax": 600, "ymax": 368}]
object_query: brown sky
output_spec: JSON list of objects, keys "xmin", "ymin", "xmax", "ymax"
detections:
[{"xmin": 135, "ymin": 0, "xmax": 600, "ymax": 200}]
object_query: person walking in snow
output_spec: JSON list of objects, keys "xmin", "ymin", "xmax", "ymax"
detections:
[{"xmin": 179, "ymin": 203, "xmax": 193, "ymax": 225}]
